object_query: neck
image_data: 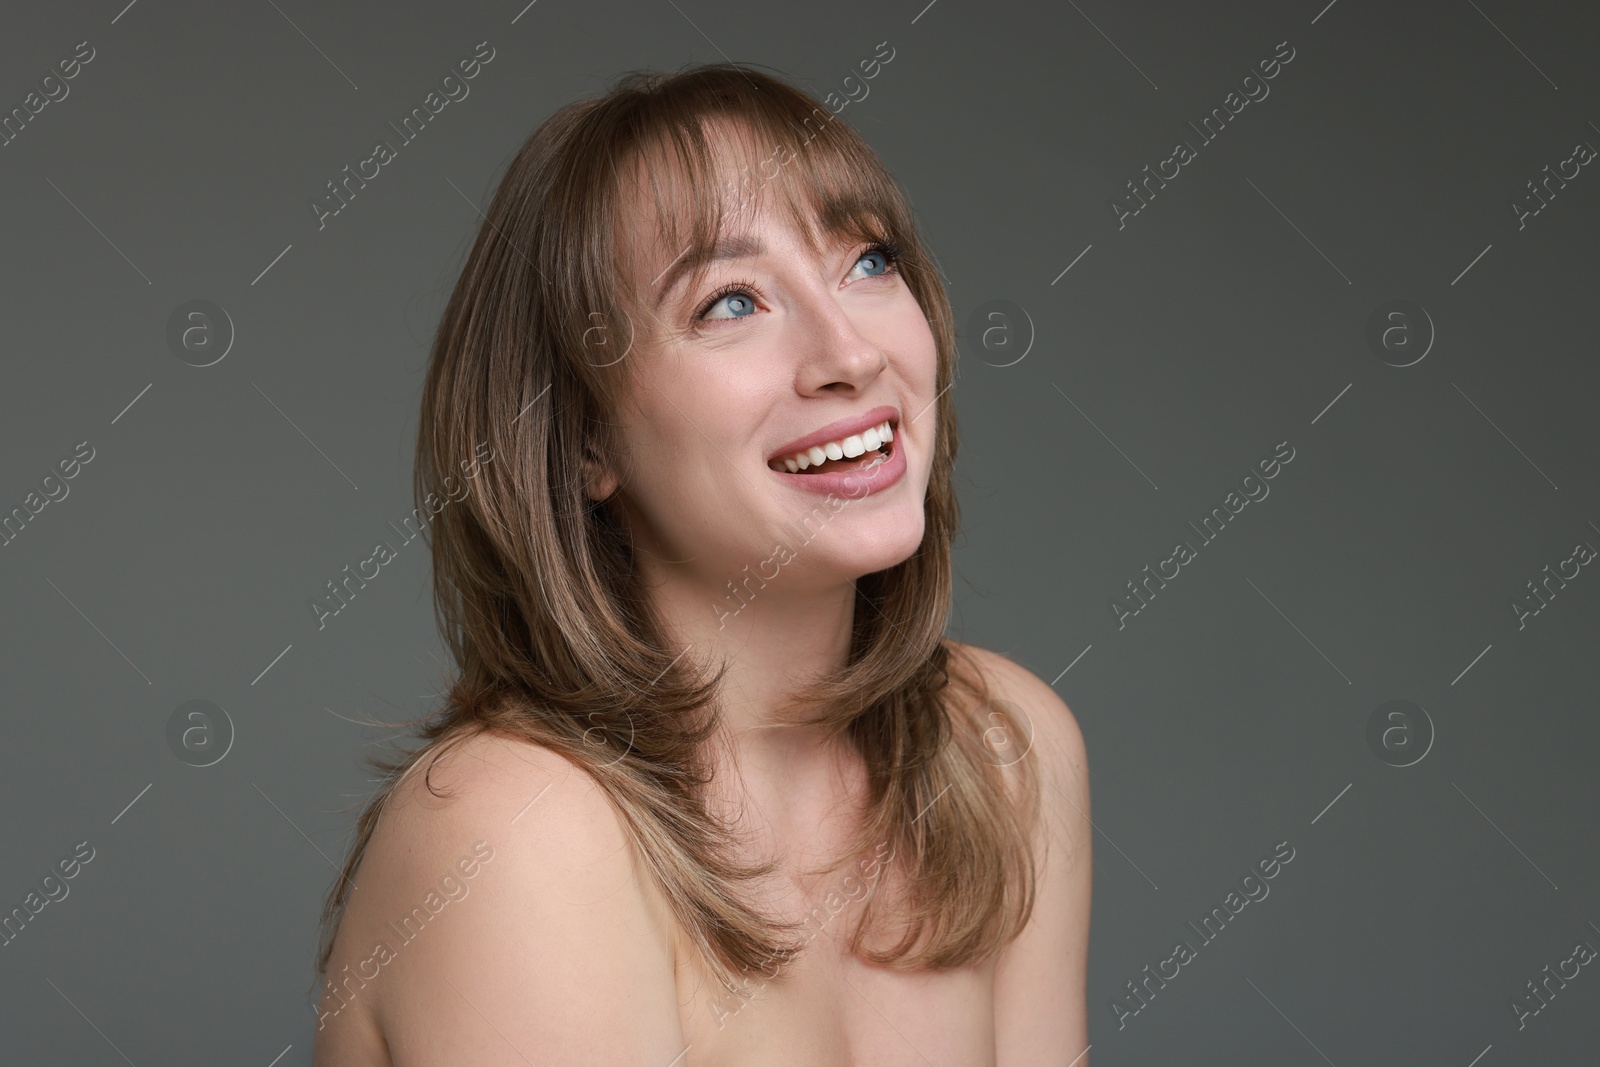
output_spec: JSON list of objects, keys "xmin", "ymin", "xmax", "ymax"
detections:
[{"xmin": 640, "ymin": 553, "xmax": 859, "ymax": 770}]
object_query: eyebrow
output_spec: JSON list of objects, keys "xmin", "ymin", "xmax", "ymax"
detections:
[{"xmin": 650, "ymin": 234, "xmax": 765, "ymax": 311}]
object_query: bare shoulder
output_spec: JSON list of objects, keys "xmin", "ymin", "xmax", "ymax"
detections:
[
  {"xmin": 947, "ymin": 641, "xmax": 1088, "ymax": 786},
  {"xmin": 947, "ymin": 642, "xmax": 1092, "ymax": 1066},
  {"xmin": 374, "ymin": 726, "xmax": 629, "ymax": 852},
  {"xmin": 314, "ymin": 727, "xmax": 685, "ymax": 1067}
]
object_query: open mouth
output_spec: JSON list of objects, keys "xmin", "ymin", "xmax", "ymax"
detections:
[{"xmin": 767, "ymin": 419, "xmax": 896, "ymax": 475}]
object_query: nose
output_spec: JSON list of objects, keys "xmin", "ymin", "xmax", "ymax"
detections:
[{"xmin": 793, "ymin": 282, "xmax": 888, "ymax": 396}]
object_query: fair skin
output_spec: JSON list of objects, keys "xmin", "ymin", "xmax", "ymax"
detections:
[{"xmin": 313, "ymin": 163, "xmax": 1090, "ymax": 1067}]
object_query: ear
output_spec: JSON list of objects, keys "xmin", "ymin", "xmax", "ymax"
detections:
[{"xmin": 581, "ymin": 443, "xmax": 620, "ymax": 501}]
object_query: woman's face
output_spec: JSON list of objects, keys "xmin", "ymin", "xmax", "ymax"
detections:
[{"xmin": 590, "ymin": 190, "xmax": 939, "ymax": 601}]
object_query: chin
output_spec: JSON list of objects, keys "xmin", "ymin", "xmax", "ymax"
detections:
[{"xmin": 826, "ymin": 508, "xmax": 928, "ymax": 578}]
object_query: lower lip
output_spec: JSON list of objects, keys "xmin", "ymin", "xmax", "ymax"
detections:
[{"xmin": 768, "ymin": 439, "xmax": 907, "ymax": 498}]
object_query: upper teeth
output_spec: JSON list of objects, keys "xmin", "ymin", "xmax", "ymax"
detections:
[{"xmin": 779, "ymin": 421, "xmax": 894, "ymax": 472}]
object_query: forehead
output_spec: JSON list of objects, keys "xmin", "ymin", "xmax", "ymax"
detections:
[{"xmin": 614, "ymin": 140, "xmax": 826, "ymax": 283}]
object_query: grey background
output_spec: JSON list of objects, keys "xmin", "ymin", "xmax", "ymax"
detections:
[{"xmin": 2, "ymin": 0, "xmax": 1596, "ymax": 1063}]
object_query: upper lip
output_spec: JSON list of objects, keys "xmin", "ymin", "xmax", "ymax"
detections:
[{"xmin": 767, "ymin": 404, "xmax": 900, "ymax": 463}]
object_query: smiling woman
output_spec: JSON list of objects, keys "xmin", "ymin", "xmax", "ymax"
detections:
[{"xmin": 311, "ymin": 61, "xmax": 1090, "ymax": 1067}]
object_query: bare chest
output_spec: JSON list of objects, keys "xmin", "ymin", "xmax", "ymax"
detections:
[
  {"xmin": 676, "ymin": 946, "xmax": 996, "ymax": 1067},
  {"xmin": 671, "ymin": 873, "xmax": 997, "ymax": 1067},
  {"xmin": 671, "ymin": 758, "xmax": 999, "ymax": 1064}
]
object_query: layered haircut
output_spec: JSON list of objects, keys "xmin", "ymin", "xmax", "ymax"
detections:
[{"xmin": 315, "ymin": 61, "xmax": 1040, "ymax": 1001}]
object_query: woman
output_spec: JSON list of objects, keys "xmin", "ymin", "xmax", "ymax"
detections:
[{"xmin": 311, "ymin": 60, "xmax": 1090, "ymax": 1066}]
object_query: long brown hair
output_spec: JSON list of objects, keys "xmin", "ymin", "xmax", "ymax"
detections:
[{"xmin": 315, "ymin": 60, "xmax": 1040, "ymax": 999}]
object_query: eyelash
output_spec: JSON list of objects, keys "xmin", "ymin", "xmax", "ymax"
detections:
[{"xmin": 692, "ymin": 239, "xmax": 905, "ymax": 323}]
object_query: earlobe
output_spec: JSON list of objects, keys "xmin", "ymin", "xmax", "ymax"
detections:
[{"xmin": 581, "ymin": 448, "xmax": 620, "ymax": 501}]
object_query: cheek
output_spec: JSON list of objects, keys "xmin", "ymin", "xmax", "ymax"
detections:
[
  {"xmin": 616, "ymin": 379, "xmax": 745, "ymax": 523},
  {"xmin": 630, "ymin": 376, "xmax": 741, "ymax": 476},
  {"xmin": 620, "ymin": 358, "xmax": 705, "ymax": 461},
  {"xmin": 623, "ymin": 418, "xmax": 702, "ymax": 501},
  {"xmin": 892, "ymin": 303, "xmax": 938, "ymax": 386},
  {"xmin": 885, "ymin": 305, "xmax": 939, "ymax": 452}
]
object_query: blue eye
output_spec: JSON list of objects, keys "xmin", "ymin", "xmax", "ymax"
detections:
[
  {"xmin": 849, "ymin": 241, "xmax": 902, "ymax": 281},
  {"xmin": 701, "ymin": 290, "xmax": 757, "ymax": 321},
  {"xmin": 854, "ymin": 251, "xmax": 889, "ymax": 277},
  {"xmin": 692, "ymin": 241, "xmax": 902, "ymax": 325}
]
